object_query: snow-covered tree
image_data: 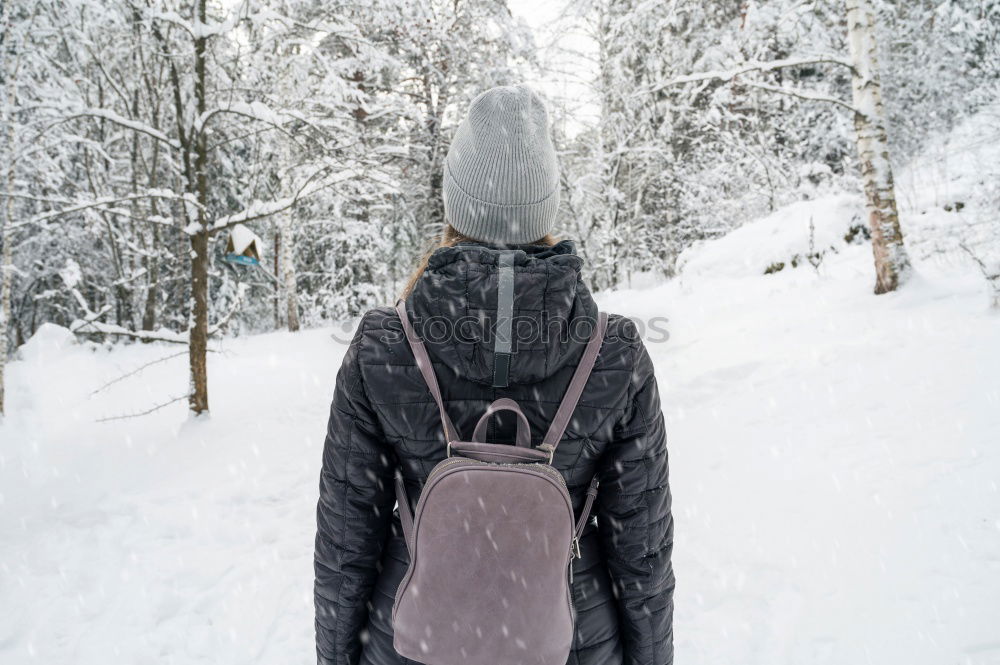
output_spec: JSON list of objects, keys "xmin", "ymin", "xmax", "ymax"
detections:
[
  {"xmin": 10, "ymin": 0, "xmax": 355, "ymax": 414},
  {"xmin": 0, "ymin": 0, "xmax": 20, "ymax": 416},
  {"xmin": 3, "ymin": 0, "xmax": 997, "ymax": 419}
]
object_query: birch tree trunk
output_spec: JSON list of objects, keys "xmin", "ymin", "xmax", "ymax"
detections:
[
  {"xmin": 278, "ymin": 214, "xmax": 300, "ymax": 332},
  {"xmin": 846, "ymin": 0, "xmax": 911, "ymax": 294}
]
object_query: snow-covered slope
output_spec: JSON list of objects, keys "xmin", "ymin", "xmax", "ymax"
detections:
[
  {"xmin": 677, "ymin": 192, "xmax": 865, "ymax": 280},
  {"xmin": 608, "ymin": 252, "xmax": 999, "ymax": 665},
  {"xmin": 2, "ymin": 125, "xmax": 999, "ymax": 665}
]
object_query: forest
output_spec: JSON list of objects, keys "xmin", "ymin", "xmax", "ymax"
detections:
[
  {"xmin": 3, "ymin": 3, "xmax": 1000, "ymax": 664},
  {"xmin": 1, "ymin": 0, "xmax": 998, "ymax": 415}
]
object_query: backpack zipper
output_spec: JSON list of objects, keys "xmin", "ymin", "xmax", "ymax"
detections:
[{"xmin": 426, "ymin": 455, "xmax": 569, "ymax": 489}]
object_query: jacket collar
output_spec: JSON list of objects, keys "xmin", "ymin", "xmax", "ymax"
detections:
[{"xmin": 406, "ymin": 239, "xmax": 598, "ymax": 385}]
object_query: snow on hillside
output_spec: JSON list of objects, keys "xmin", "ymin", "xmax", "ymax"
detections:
[
  {"xmin": 896, "ymin": 102, "xmax": 1000, "ymax": 301},
  {"xmin": 2, "ymin": 125, "xmax": 1000, "ymax": 664},
  {"xmin": 677, "ymin": 193, "xmax": 864, "ymax": 280},
  {"xmin": 897, "ymin": 102, "xmax": 1000, "ymax": 263}
]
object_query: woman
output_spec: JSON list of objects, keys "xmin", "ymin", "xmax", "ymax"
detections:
[{"xmin": 314, "ymin": 84, "xmax": 674, "ymax": 665}]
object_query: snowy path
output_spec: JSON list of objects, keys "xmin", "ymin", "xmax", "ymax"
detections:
[
  {"xmin": 2, "ymin": 238, "xmax": 999, "ymax": 664},
  {"xmin": 1, "ymin": 326, "xmax": 341, "ymax": 664}
]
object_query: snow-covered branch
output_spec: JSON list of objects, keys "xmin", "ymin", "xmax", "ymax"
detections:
[
  {"xmin": 195, "ymin": 100, "xmax": 293, "ymax": 134},
  {"xmin": 16, "ymin": 191, "xmax": 199, "ymax": 227},
  {"xmin": 644, "ymin": 55, "xmax": 855, "ymax": 93},
  {"xmin": 70, "ymin": 319, "xmax": 190, "ymax": 344},
  {"xmin": 153, "ymin": 4, "xmax": 294, "ymax": 40},
  {"xmin": 208, "ymin": 283, "xmax": 249, "ymax": 335},
  {"xmin": 742, "ymin": 81, "xmax": 859, "ymax": 114},
  {"xmin": 68, "ymin": 287, "xmax": 112, "ymax": 326},
  {"xmin": 70, "ymin": 284, "xmax": 247, "ymax": 342},
  {"xmin": 150, "ymin": 10, "xmax": 196, "ymax": 36},
  {"xmin": 206, "ymin": 167, "xmax": 359, "ymax": 232},
  {"xmin": 194, "ymin": 101, "xmax": 325, "ymax": 144},
  {"xmin": 151, "ymin": 9, "xmax": 239, "ymax": 39},
  {"xmin": 66, "ymin": 108, "xmax": 181, "ymax": 150}
]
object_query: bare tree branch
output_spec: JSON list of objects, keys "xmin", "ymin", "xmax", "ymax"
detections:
[
  {"xmin": 96, "ymin": 394, "xmax": 189, "ymax": 422},
  {"xmin": 959, "ymin": 241, "xmax": 1000, "ymax": 279},
  {"xmin": 90, "ymin": 351, "xmax": 188, "ymax": 396}
]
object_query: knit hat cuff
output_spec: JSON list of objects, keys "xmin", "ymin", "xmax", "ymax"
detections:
[{"xmin": 443, "ymin": 159, "xmax": 560, "ymax": 244}]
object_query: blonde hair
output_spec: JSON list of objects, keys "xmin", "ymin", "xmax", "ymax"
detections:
[{"xmin": 401, "ymin": 224, "xmax": 557, "ymax": 299}]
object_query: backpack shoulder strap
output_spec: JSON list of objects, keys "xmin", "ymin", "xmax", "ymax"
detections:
[
  {"xmin": 539, "ymin": 312, "xmax": 608, "ymax": 454},
  {"xmin": 395, "ymin": 300, "xmax": 461, "ymax": 443}
]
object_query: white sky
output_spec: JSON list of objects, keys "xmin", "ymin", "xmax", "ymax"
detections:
[{"xmin": 507, "ymin": 0, "xmax": 600, "ymax": 137}]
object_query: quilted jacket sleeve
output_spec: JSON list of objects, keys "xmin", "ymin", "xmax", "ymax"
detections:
[
  {"xmin": 315, "ymin": 318, "xmax": 397, "ymax": 665},
  {"xmin": 596, "ymin": 331, "xmax": 675, "ymax": 665}
]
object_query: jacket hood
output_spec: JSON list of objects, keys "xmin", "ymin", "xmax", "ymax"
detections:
[{"xmin": 404, "ymin": 240, "xmax": 599, "ymax": 385}]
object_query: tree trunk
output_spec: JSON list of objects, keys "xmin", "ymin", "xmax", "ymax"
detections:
[
  {"xmin": 1, "ymin": 0, "xmax": 16, "ymax": 418},
  {"xmin": 423, "ymin": 74, "xmax": 448, "ymax": 231},
  {"xmin": 0, "ymin": 146, "xmax": 12, "ymax": 419},
  {"xmin": 142, "ymin": 223, "xmax": 160, "ymax": 332},
  {"xmin": 846, "ymin": 0, "xmax": 911, "ymax": 294},
  {"xmin": 188, "ymin": 230, "xmax": 210, "ymax": 414},
  {"xmin": 273, "ymin": 228, "xmax": 281, "ymax": 329},
  {"xmin": 188, "ymin": 0, "xmax": 210, "ymax": 415},
  {"xmin": 279, "ymin": 215, "xmax": 300, "ymax": 332}
]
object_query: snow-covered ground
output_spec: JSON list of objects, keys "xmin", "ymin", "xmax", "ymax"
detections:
[
  {"xmin": 633, "ymin": 244, "xmax": 1000, "ymax": 665},
  {"xmin": 3, "ymin": 122, "xmax": 1000, "ymax": 664}
]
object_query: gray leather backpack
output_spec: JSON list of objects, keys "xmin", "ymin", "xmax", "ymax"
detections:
[{"xmin": 392, "ymin": 299, "xmax": 607, "ymax": 665}]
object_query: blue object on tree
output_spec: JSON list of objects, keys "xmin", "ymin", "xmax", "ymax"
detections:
[
  {"xmin": 223, "ymin": 224, "xmax": 263, "ymax": 267},
  {"xmin": 223, "ymin": 253, "xmax": 260, "ymax": 267}
]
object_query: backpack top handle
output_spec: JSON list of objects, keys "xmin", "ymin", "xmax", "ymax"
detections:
[{"xmin": 471, "ymin": 397, "xmax": 532, "ymax": 447}]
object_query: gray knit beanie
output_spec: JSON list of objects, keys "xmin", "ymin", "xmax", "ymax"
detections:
[{"xmin": 442, "ymin": 84, "xmax": 560, "ymax": 244}]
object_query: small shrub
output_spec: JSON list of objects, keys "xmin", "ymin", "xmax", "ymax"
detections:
[
  {"xmin": 844, "ymin": 223, "xmax": 871, "ymax": 244},
  {"xmin": 764, "ymin": 262, "xmax": 785, "ymax": 274}
]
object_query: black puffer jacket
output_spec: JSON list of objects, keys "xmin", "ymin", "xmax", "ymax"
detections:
[{"xmin": 315, "ymin": 241, "xmax": 674, "ymax": 665}]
